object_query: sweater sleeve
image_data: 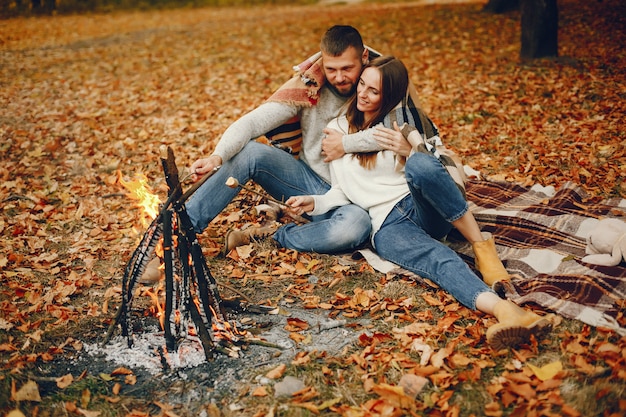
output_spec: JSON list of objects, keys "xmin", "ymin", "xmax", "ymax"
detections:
[
  {"xmin": 308, "ymin": 158, "xmax": 351, "ymax": 216},
  {"xmin": 341, "ymin": 124, "xmax": 384, "ymax": 154},
  {"xmin": 309, "ymin": 186, "xmax": 351, "ymax": 216},
  {"xmin": 212, "ymin": 101, "xmax": 299, "ymax": 163}
]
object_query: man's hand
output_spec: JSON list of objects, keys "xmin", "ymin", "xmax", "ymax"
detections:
[
  {"xmin": 285, "ymin": 195, "xmax": 315, "ymax": 215},
  {"xmin": 373, "ymin": 121, "xmax": 412, "ymax": 157},
  {"xmin": 190, "ymin": 155, "xmax": 223, "ymax": 182},
  {"xmin": 321, "ymin": 128, "xmax": 345, "ymax": 162}
]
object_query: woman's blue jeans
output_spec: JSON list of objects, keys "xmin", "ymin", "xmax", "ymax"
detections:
[
  {"xmin": 185, "ymin": 141, "xmax": 371, "ymax": 253},
  {"xmin": 372, "ymin": 153, "xmax": 493, "ymax": 310}
]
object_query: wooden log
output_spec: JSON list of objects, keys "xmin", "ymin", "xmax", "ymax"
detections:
[{"xmin": 162, "ymin": 208, "xmax": 175, "ymax": 350}]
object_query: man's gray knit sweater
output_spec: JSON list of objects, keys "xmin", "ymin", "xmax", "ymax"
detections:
[{"xmin": 212, "ymin": 86, "xmax": 377, "ymax": 184}]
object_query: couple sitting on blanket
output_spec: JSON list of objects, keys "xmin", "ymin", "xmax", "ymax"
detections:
[{"xmin": 147, "ymin": 25, "xmax": 555, "ymax": 350}]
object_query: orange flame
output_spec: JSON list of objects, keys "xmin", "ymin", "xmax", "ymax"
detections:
[
  {"xmin": 117, "ymin": 171, "xmax": 161, "ymax": 226},
  {"xmin": 143, "ymin": 287, "xmax": 165, "ymax": 329}
]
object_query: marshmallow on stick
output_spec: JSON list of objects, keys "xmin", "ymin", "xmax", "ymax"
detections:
[{"xmin": 225, "ymin": 177, "xmax": 286, "ymax": 207}]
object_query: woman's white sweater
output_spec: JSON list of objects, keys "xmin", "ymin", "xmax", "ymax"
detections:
[{"xmin": 310, "ymin": 116, "xmax": 410, "ymax": 235}]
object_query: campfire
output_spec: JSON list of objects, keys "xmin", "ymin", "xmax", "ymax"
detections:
[
  {"xmin": 103, "ymin": 146, "xmax": 275, "ymax": 362},
  {"xmin": 116, "ymin": 171, "xmax": 161, "ymax": 227}
]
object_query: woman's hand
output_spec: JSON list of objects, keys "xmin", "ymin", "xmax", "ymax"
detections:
[
  {"xmin": 190, "ymin": 155, "xmax": 223, "ymax": 182},
  {"xmin": 373, "ymin": 121, "xmax": 412, "ymax": 157},
  {"xmin": 285, "ymin": 195, "xmax": 315, "ymax": 215}
]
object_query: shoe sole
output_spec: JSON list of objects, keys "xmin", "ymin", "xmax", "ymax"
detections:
[{"xmin": 489, "ymin": 315, "xmax": 555, "ymax": 350}]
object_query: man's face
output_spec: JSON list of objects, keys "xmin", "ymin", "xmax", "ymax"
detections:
[{"xmin": 322, "ymin": 46, "xmax": 367, "ymax": 97}]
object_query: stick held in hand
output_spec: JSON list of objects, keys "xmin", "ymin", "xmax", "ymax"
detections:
[{"xmin": 225, "ymin": 177, "xmax": 309, "ymax": 223}]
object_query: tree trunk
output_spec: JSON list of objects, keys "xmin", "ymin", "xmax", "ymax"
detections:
[
  {"xmin": 520, "ymin": 0, "xmax": 558, "ymax": 59},
  {"xmin": 483, "ymin": 0, "xmax": 519, "ymax": 14},
  {"xmin": 32, "ymin": 0, "xmax": 55, "ymax": 14},
  {"xmin": 44, "ymin": 0, "xmax": 55, "ymax": 13}
]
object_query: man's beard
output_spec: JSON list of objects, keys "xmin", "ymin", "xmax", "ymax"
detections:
[{"xmin": 328, "ymin": 81, "xmax": 356, "ymax": 97}]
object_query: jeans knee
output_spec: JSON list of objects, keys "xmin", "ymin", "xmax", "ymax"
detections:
[
  {"xmin": 185, "ymin": 195, "xmax": 207, "ymax": 232},
  {"xmin": 237, "ymin": 141, "xmax": 272, "ymax": 168},
  {"xmin": 406, "ymin": 153, "xmax": 440, "ymax": 183},
  {"xmin": 333, "ymin": 205, "xmax": 371, "ymax": 246},
  {"xmin": 273, "ymin": 208, "xmax": 370, "ymax": 253}
]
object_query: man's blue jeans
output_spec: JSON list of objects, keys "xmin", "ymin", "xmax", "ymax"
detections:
[
  {"xmin": 373, "ymin": 153, "xmax": 493, "ymax": 310},
  {"xmin": 185, "ymin": 141, "xmax": 371, "ymax": 253}
]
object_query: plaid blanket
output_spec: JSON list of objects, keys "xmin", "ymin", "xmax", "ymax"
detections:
[
  {"xmin": 360, "ymin": 180, "xmax": 626, "ymax": 335},
  {"xmin": 262, "ymin": 50, "xmax": 333, "ymax": 158}
]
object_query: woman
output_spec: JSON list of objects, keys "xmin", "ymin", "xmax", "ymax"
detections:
[{"xmin": 285, "ymin": 56, "xmax": 554, "ymax": 349}]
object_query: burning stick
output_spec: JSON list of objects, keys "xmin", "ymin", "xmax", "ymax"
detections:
[
  {"xmin": 103, "ymin": 147, "xmax": 226, "ymax": 359},
  {"xmin": 104, "ymin": 147, "xmax": 287, "ymax": 362},
  {"xmin": 225, "ymin": 177, "xmax": 309, "ymax": 223}
]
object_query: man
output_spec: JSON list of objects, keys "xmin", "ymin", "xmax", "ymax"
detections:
[
  {"xmin": 185, "ymin": 25, "xmax": 376, "ymax": 254},
  {"xmin": 181, "ymin": 25, "xmax": 514, "ymax": 321}
]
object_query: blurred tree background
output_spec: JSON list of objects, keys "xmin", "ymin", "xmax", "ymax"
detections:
[{"xmin": 0, "ymin": 0, "xmax": 314, "ymax": 18}]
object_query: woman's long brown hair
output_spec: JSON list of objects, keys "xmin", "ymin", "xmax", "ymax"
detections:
[{"xmin": 345, "ymin": 56, "xmax": 409, "ymax": 169}]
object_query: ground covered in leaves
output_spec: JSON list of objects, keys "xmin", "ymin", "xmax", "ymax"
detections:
[{"xmin": 1, "ymin": 0, "xmax": 625, "ymax": 416}]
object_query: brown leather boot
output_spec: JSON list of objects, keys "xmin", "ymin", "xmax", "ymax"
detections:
[
  {"xmin": 222, "ymin": 225, "xmax": 277, "ymax": 256},
  {"xmin": 486, "ymin": 300, "xmax": 555, "ymax": 350},
  {"xmin": 473, "ymin": 232, "xmax": 510, "ymax": 286},
  {"xmin": 254, "ymin": 202, "xmax": 282, "ymax": 221}
]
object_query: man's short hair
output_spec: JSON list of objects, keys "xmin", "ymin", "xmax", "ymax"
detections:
[{"xmin": 320, "ymin": 25, "xmax": 364, "ymax": 57}]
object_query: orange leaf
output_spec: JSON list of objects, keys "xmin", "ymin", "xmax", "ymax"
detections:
[
  {"xmin": 536, "ymin": 378, "xmax": 561, "ymax": 391},
  {"xmin": 285, "ymin": 317, "xmax": 309, "ymax": 331},
  {"xmin": 484, "ymin": 401, "xmax": 503, "ymax": 417},
  {"xmin": 291, "ymin": 402, "xmax": 320, "ymax": 414},
  {"xmin": 252, "ymin": 386, "xmax": 268, "ymax": 397},
  {"xmin": 371, "ymin": 383, "xmax": 414, "ymax": 410},
  {"xmin": 265, "ymin": 364, "xmax": 286, "ymax": 379},
  {"xmin": 561, "ymin": 404, "xmax": 582, "ymax": 417},
  {"xmin": 56, "ymin": 374, "xmax": 74, "ymax": 389},
  {"xmin": 125, "ymin": 374, "xmax": 137, "ymax": 385},
  {"xmin": 398, "ymin": 374, "xmax": 428, "ymax": 398},
  {"xmin": 292, "ymin": 351, "xmax": 311, "ymax": 366},
  {"xmin": 289, "ymin": 332, "xmax": 307, "ymax": 343},
  {"xmin": 421, "ymin": 293, "xmax": 442, "ymax": 306},
  {"xmin": 292, "ymin": 386, "xmax": 318, "ymax": 402},
  {"xmin": 111, "ymin": 367, "xmax": 133, "ymax": 375},
  {"xmin": 0, "ymin": 343, "xmax": 18, "ymax": 352},
  {"xmin": 506, "ymin": 372, "xmax": 533, "ymax": 384},
  {"xmin": 507, "ymin": 382, "xmax": 536, "ymax": 400},
  {"xmin": 572, "ymin": 355, "xmax": 598, "ymax": 374},
  {"xmin": 449, "ymin": 352, "xmax": 472, "ymax": 367},
  {"xmin": 65, "ymin": 402, "xmax": 77, "ymax": 413}
]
